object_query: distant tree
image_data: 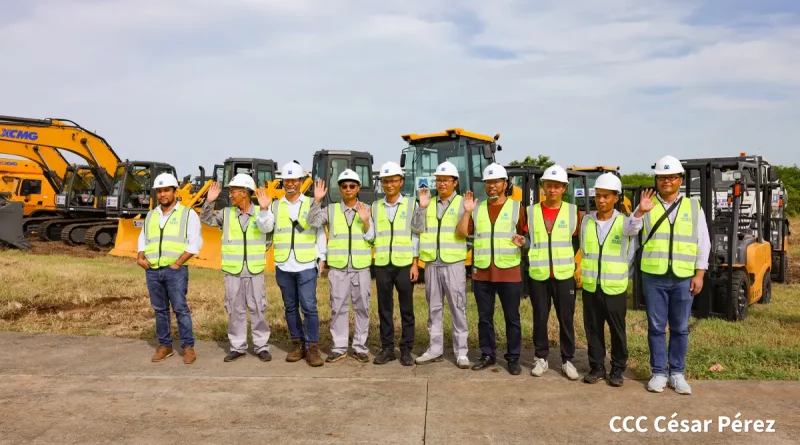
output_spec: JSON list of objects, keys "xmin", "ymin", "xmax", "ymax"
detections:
[
  {"xmin": 620, "ymin": 173, "xmax": 654, "ymax": 188},
  {"xmin": 775, "ymin": 165, "xmax": 800, "ymax": 216},
  {"xmin": 509, "ymin": 155, "xmax": 555, "ymax": 169}
]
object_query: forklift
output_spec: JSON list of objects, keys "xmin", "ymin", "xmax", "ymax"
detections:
[{"xmin": 632, "ymin": 157, "xmax": 776, "ymax": 321}]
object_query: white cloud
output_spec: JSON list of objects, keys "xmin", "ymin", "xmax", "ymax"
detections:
[{"xmin": 1, "ymin": 0, "xmax": 799, "ymax": 176}]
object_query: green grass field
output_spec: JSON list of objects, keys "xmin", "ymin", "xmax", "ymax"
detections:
[{"xmin": 2, "ymin": 233, "xmax": 799, "ymax": 380}]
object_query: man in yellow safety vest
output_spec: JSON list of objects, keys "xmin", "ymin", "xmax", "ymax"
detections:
[
  {"xmin": 468, "ymin": 163, "xmax": 528, "ymax": 375},
  {"xmin": 307, "ymin": 169, "xmax": 375, "ymax": 363},
  {"xmin": 137, "ymin": 173, "xmax": 202, "ymax": 364},
  {"xmin": 201, "ymin": 173, "xmax": 273, "ymax": 363},
  {"xmin": 580, "ymin": 173, "xmax": 640, "ymax": 387},
  {"xmin": 412, "ymin": 161, "xmax": 472, "ymax": 369},
  {"xmin": 629, "ymin": 155, "xmax": 710, "ymax": 395},
  {"xmin": 528, "ymin": 165, "xmax": 580, "ymax": 380}
]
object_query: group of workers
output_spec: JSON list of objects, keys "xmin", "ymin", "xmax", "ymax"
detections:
[{"xmin": 137, "ymin": 153, "xmax": 709, "ymax": 395}]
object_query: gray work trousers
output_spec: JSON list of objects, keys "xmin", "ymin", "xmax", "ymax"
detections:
[
  {"xmin": 224, "ymin": 273, "xmax": 271, "ymax": 353},
  {"xmin": 424, "ymin": 264, "xmax": 469, "ymax": 357},
  {"xmin": 328, "ymin": 268, "xmax": 371, "ymax": 354}
]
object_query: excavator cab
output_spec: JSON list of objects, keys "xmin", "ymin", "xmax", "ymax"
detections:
[
  {"xmin": 399, "ymin": 128, "xmax": 500, "ymax": 202},
  {"xmin": 310, "ymin": 150, "xmax": 376, "ymax": 205},
  {"xmin": 106, "ymin": 161, "xmax": 176, "ymax": 218}
]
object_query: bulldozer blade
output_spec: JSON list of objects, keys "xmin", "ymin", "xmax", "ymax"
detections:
[
  {"xmin": 0, "ymin": 198, "xmax": 31, "ymax": 249},
  {"xmin": 109, "ymin": 218, "xmax": 143, "ymax": 260},
  {"xmin": 110, "ymin": 216, "xmax": 277, "ymax": 272}
]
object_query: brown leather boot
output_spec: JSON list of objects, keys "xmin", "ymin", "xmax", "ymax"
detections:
[
  {"xmin": 151, "ymin": 346, "xmax": 173, "ymax": 362},
  {"xmin": 183, "ymin": 346, "xmax": 196, "ymax": 364},
  {"xmin": 306, "ymin": 343, "xmax": 324, "ymax": 367},
  {"xmin": 286, "ymin": 339, "xmax": 305, "ymax": 363}
]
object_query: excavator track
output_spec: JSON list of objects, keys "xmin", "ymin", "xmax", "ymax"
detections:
[
  {"xmin": 85, "ymin": 224, "xmax": 118, "ymax": 250},
  {"xmin": 23, "ymin": 216, "xmax": 59, "ymax": 237},
  {"xmin": 60, "ymin": 221, "xmax": 102, "ymax": 246},
  {"xmin": 36, "ymin": 218, "xmax": 104, "ymax": 241}
]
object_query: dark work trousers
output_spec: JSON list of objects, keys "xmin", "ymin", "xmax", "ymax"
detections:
[
  {"xmin": 375, "ymin": 265, "xmax": 415, "ymax": 352},
  {"xmin": 530, "ymin": 277, "xmax": 576, "ymax": 363},
  {"xmin": 582, "ymin": 287, "xmax": 628, "ymax": 371},
  {"xmin": 473, "ymin": 280, "xmax": 522, "ymax": 361}
]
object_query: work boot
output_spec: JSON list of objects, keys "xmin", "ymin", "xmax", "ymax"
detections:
[
  {"xmin": 306, "ymin": 343, "xmax": 324, "ymax": 367},
  {"xmin": 183, "ymin": 346, "xmax": 196, "ymax": 365},
  {"xmin": 507, "ymin": 358, "xmax": 522, "ymax": 376},
  {"xmin": 400, "ymin": 350, "xmax": 414, "ymax": 367},
  {"xmin": 351, "ymin": 352, "xmax": 370, "ymax": 363},
  {"xmin": 286, "ymin": 339, "xmax": 305, "ymax": 363},
  {"xmin": 151, "ymin": 346, "xmax": 173, "ymax": 362},
  {"xmin": 609, "ymin": 367, "xmax": 624, "ymax": 387},
  {"xmin": 373, "ymin": 347, "xmax": 397, "ymax": 365},
  {"xmin": 583, "ymin": 366, "xmax": 606, "ymax": 384}
]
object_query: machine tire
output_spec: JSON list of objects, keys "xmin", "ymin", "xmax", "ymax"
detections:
[
  {"xmin": 775, "ymin": 253, "xmax": 788, "ymax": 284},
  {"xmin": 758, "ymin": 272, "xmax": 772, "ymax": 304},
  {"xmin": 730, "ymin": 270, "xmax": 750, "ymax": 321}
]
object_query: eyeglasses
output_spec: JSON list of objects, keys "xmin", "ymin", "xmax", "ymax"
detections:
[
  {"xmin": 657, "ymin": 175, "xmax": 682, "ymax": 182},
  {"xmin": 381, "ymin": 179, "xmax": 402, "ymax": 186},
  {"xmin": 339, "ymin": 183, "xmax": 359, "ymax": 190}
]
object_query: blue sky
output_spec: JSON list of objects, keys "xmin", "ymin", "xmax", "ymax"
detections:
[{"xmin": 1, "ymin": 0, "xmax": 798, "ymax": 177}]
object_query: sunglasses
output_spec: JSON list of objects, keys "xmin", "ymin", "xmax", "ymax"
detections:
[{"xmin": 339, "ymin": 183, "xmax": 359, "ymax": 190}]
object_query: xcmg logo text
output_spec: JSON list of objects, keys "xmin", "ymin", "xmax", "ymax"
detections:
[{"xmin": 0, "ymin": 129, "xmax": 39, "ymax": 141}]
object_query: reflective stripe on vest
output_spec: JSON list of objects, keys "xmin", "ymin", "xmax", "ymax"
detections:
[
  {"xmin": 373, "ymin": 197, "xmax": 414, "ymax": 267},
  {"xmin": 326, "ymin": 202, "xmax": 373, "ymax": 270},
  {"xmin": 472, "ymin": 198, "xmax": 521, "ymax": 269},
  {"xmin": 272, "ymin": 198, "xmax": 317, "ymax": 264},
  {"xmin": 419, "ymin": 194, "xmax": 467, "ymax": 263},
  {"xmin": 221, "ymin": 205, "xmax": 267, "ymax": 274},
  {"xmin": 641, "ymin": 197, "xmax": 699, "ymax": 278},
  {"xmin": 143, "ymin": 205, "xmax": 190, "ymax": 268},
  {"xmin": 527, "ymin": 202, "xmax": 577, "ymax": 281},
  {"xmin": 580, "ymin": 214, "xmax": 629, "ymax": 295}
]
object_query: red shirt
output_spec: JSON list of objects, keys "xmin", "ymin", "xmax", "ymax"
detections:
[{"xmin": 471, "ymin": 200, "xmax": 528, "ymax": 283}]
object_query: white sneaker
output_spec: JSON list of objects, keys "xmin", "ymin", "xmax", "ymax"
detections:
[
  {"xmin": 647, "ymin": 375, "xmax": 668, "ymax": 393},
  {"xmin": 530, "ymin": 358, "xmax": 548, "ymax": 377},
  {"xmin": 456, "ymin": 356, "xmax": 470, "ymax": 369},
  {"xmin": 415, "ymin": 352, "xmax": 443, "ymax": 365},
  {"xmin": 562, "ymin": 361, "xmax": 580, "ymax": 381},
  {"xmin": 669, "ymin": 374, "xmax": 692, "ymax": 395}
]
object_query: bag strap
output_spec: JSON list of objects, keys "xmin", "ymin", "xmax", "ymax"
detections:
[{"xmin": 641, "ymin": 197, "xmax": 682, "ymax": 247}]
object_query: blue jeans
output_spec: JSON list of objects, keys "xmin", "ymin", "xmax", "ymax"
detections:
[
  {"xmin": 145, "ymin": 266, "xmax": 194, "ymax": 348},
  {"xmin": 642, "ymin": 272, "xmax": 693, "ymax": 376},
  {"xmin": 276, "ymin": 267, "xmax": 320, "ymax": 344}
]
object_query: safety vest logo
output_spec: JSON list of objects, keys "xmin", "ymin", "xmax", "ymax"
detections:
[
  {"xmin": 252, "ymin": 220, "xmax": 258, "ymax": 229},
  {"xmin": 501, "ymin": 212, "xmax": 510, "ymax": 220},
  {"xmin": 681, "ymin": 212, "xmax": 690, "ymax": 222},
  {"xmin": 558, "ymin": 219, "xmax": 567, "ymax": 229},
  {"xmin": 170, "ymin": 217, "xmax": 177, "ymax": 224},
  {"xmin": 448, "ymin": 208, "xmax": 455, "ymax": 215},
  {"xmin": 400, "ymin": 211, "xmax": 406, "ymax": 218},
  {"xmin": 611, "ymin": 234, "xmax": 622, "ymax": 245}
]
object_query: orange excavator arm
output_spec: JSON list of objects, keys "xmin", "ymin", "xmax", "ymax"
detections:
[
  {"xmin": 0, "ymin": 143, "xmax": 71, "ymax": 192},
  {"xmin": 0, "ymin": 115, "xmax": 121, "ymax": 194}
]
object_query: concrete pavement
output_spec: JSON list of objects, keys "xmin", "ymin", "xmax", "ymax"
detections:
[{"xmin": 0, "ymin": 331, "xmax": 798, "ymax": 444}]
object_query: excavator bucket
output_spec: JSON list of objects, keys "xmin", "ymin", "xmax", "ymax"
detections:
[
  {"xmin": 109, "ymin": 217, "xmax": 144, "ymax": 259},
  {"xmin": 0, "ymin": 195, "xmax": 30, "ymax": 249}
]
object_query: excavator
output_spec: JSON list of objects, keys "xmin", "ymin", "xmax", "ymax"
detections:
[
  {"xmin": 0, "ymin": 115, "xmax": 120, "ymax": 243},
  {"xmin": 0, "ymin": 158, "xmax": 56, "ymax": 216}
]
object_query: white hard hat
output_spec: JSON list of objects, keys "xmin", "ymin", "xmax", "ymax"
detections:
[
  {"xmin": 379, "ymin": 161, "xmax": 404, "ymax": 178},
  {"xmin": 482, "ymin": 163, "xmax": 508, "ymax": 181},
  {"xmin": 153, "ymin": 173, "xmax": 179, "ymax": 189},
  {"xmin": 227, "ymin": 173, "xmax": 256, "ymax": 191},
  {"xmin": 542, "ymin": 165, "xmax": 569, "ymax": 184},
  {"xmin": 281, "ymin": 162, "xmax": 304, "ymax": 179},
  {"xmin": 594, "ymin": 172, "xmax": 622, "ymax": 193},
  {"xmin": 653, "ymin": 155, "xmax": 685, "ymax": 175},
  {"xmin": 434, "ymin": 161, "xmax": 459, "ymax": 178},
  {"xmin": 337, "ymin": 169, "xmax": 361, "ymax": 185}
]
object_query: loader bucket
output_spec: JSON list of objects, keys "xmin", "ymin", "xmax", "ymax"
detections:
[
  {"xmin": 0, "ymin": 196, "xmax": 30, "ymax": 249},
  {"xmin": 109, "ymin": 218, "xmax": 143, "ymax": 259}
]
